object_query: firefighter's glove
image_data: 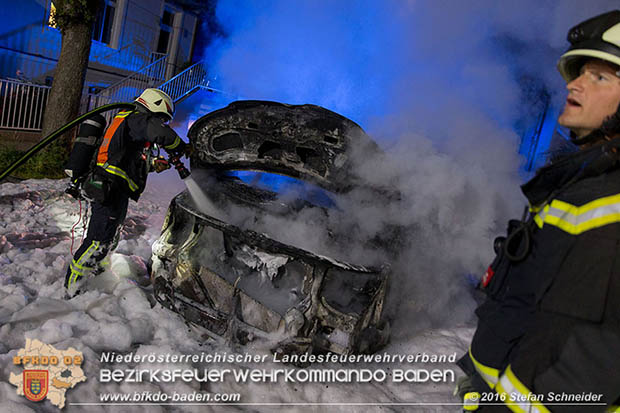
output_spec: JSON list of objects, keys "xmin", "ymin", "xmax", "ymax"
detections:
[
  {"xmin": 454, "ymin": 376, "xmax": 480, "ymax": 411},
  {"xmin": 184, "ymin": 142, "xmax": 194, "ymax": 158},
  {"xmin": 152, "ymin": 156, "xmax": 171, "ymax": 173},
  {"xmin": 65, "ymin": 178, "xmax": 83, "ymax": 200},
  {"xmin": 171, "ymin": 140, "xmax": 191, "ymax": 159}
]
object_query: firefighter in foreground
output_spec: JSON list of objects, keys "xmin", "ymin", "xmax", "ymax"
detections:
[
  {"xmin": 457, "ymin": 10, "xmax": 620, "ymax": 412},
  {"xmin": 63, "ymin": 88, "xmax": 188, "ymax": 297}
]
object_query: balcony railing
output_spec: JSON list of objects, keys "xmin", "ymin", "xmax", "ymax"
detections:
[
  {"xmin": 0, "ymin": 79, "xmax": 116, "ymax": 131},
  {"xmin": 159, "ymin": 61, "xmax": 210, "ymax": 102},
  {"xmin": 0, "ymin": 79, "xmax": 51, "ymax": 131},
  {"xmin": 0, "ymin": 59, "xmax": 212, "ymax": 132},
  {"xmin": 97, "ymin": 53, "xmax": 168, "ymax": 104}
]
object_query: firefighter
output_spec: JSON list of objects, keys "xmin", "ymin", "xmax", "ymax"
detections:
[
  {"xmin": 456, "ymin": 10, "xmax": 620, "ymax": 412},
  {"xmin": 63, "ymin": 88, "xmax": 188, "ymax": 297}
]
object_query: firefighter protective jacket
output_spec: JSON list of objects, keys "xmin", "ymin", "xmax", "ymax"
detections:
[
  {"xmin": 95, "ymin": 109, "xmax": 183, "ymax": 201},
  {"xmin": 460, "ymin": 141, "xmax": 620, "ymax": 412}
]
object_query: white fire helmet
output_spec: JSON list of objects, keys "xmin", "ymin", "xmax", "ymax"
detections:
[
  {"xmin": 135, "ymin": 88, "xmax": 175, "ymax": 120},
  {"xmin": 557, "ymin": 10, "xmax": 620, "ymax": 82}
]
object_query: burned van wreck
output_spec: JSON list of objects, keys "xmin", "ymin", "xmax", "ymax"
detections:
[{"xmin": 151, "ymin": 101, "xmax": 390, "ymax": 356}]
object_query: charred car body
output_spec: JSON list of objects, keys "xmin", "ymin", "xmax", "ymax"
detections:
[{"xmin": 151, "ymin": 101, "xmax": 390, "ymax": 356}]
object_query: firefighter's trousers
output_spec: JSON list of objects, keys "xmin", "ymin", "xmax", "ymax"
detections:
[{"xmin": 64, "ymin": 193, "xmax": 129, "ymax": 291}]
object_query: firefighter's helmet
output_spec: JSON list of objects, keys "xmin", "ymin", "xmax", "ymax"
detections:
[
  {"xmin": 557, "ymin": 10, "xmax": 620, "ymax": 82},
  {"xmin": 135, "ymin": 88, "xmax": 175, "ymax": 120},
  {"xmin": 558, "ymin": 11, "xmax": 620, "ymax": 145}
]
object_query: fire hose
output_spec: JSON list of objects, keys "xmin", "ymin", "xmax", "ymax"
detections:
[{"xmin": 0, "ymin": 102, "xmax": 135, "ymax": 182}]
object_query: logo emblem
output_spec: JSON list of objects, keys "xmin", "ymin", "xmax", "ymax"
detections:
[
  {"xmin": 10, "ymin": 339, "xmax": 86, "ymax": 409},
  {"xmin": 481, "ymin": 266, "xmax": 494, "ymax": 288},
  {"xmin": 23, "ymin": 370, "xmax": 48, "ymax": 402}
]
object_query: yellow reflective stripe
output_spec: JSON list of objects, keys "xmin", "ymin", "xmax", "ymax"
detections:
[
  {"xmin": 495, "ymin": 365, "xmax": 550, "ymax": 413},
  {"xmin": 469, "ymin": 348, "xmax": 499, "ymax": 389},
  {"xmin": 546, "ymin": 212, "xmax": 620, "ymax": 234},
  {"xmin": 533, "ymin": 193, "xmax": 620, "ymax": 234},
  {"xmin": 463, "ymin": 392, "xmax": 480, "ymax": 411},
  {"xmin": 607, "ymin": 405, "xmax": 620, "ymax": 412},
  {"xmin": 75, "ymin": 241, "xmax": 99, "ymax": 269},
  {"xmin": 555, "ymin": 192, "xmax": 620, "ymax": 213},
  {"xmin": 67, "ymin": 273, "xmax": 80, "ymax": 288},
  {"xmin": 68, "ymin": 241, "xmax": 99, "ymax": 287},
  {"xmin": 529, "ymin": 204, "xmax": 543, "ymax": 213},
  {"xmin": 533, "ymin": 205, "xmax": 547, "ymax": 228},
  {"xmin": 77, "ymin": 239, "xmax": 100, "ymax": 280},
  {"xmin": 70, "ymin": 261, "xmax": 90, "ymax": 273},
  {"xmin": 115, "ymin": 111, "xmax": 131, "ymax": 118},
  {"xmin": 97, "ymin": 163, "xmax": 139, "ymax": 192},
  {"xmin": 165, "ymin": 135, "xmax": 181, "ymax": 150},
  {"xmin": 69, "ymin": 262, "xmax": 84, "ymax": 277}
]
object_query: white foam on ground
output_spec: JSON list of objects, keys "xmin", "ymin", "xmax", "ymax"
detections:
[{"xmin": 0, "ymin": 178, "xmax": 474, "ymax": 412}]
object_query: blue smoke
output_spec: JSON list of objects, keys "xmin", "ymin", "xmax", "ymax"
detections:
[
  {"xmin": 195, "ymin": 1, "xmax": 620, "ymax": 327},
  {"xmin": 228, "ymin": 170, "xmax": 337, "ymax": 208},
  {"xmin": 203, "ymin": 1, "xmax": 618, "ymax": 146},
  {"xmin": 205, "ymin": 1, "xmax": 417, "ymax": 126}
]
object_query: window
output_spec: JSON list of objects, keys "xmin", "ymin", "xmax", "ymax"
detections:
[
  {"xmin": 92, "ymin": 0, "xmax": 116, "ymax": 45},
  {"xmin": 156, "ymin": 30, "xmax": 170, "ymax": 54},
  {"xmin": 47, "ymin": 1, "xmax": 57, "ymax": 28},
  {"xmin": 156, "ymin": 7, "xmax": 175, "ymax": 54},
  {"xmin": 162, "ymin": 9, "xmax": 174, "ymax": 26}
]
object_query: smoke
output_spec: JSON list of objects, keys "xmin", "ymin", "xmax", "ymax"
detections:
[
  {"xmin": 195, "ymin": 1, "xmax": 619, "ymax": 335},
  {"xmin": 205, "ymin": 1, "xmax": 618, "ymax": 127}
]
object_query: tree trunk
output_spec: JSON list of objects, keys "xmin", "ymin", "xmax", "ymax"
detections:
[{"xmin": 41, "ymin": 15, "xmax": 93, "ymax": 156}]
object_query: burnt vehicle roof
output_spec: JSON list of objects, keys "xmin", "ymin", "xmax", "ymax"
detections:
[
  {"xmin": 188, "ymin": 100, "xmax": 380, "ymax": 193},
  {"xmin": 153, "ymin": 100, "xmax": 391, "ymax": 356}
]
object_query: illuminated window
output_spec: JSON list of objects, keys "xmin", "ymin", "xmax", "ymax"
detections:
[
  {"xmin": 92, "ymin": 0, "xmax": 116, "ymax": 45},
  {"xmin": 48, "ymin": 2, "xmax": 57, "ymax": 29}
]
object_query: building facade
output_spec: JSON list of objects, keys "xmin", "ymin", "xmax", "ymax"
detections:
[{"xmin": 0, "ymin": 0, "xmax": 199, "ymax": 89}]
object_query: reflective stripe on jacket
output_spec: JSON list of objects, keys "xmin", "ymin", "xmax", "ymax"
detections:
[
  {"xmin": 94, "ymin": 109, "xmax": 181, "ymax": 200},
  {"xmin": 463, "ymin": 142, "xmax": 620, "ymax": 411}
]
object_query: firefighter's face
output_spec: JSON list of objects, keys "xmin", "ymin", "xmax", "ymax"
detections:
[
  {"xmin": 155, "ymin": 112, "xmax": 171, "ymax": 125},
  {"xmin": 558, "ymin": 59, "xmax": 620, "ymax": 139}
]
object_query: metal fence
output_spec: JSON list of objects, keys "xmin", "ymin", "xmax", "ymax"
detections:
[
  {"xmin": 159, "ymin": 61, "xmax": 210, "ymax": 102},
  {"xmin": 0, "ymin": 81, "xmax": 119, "ymax": 131},
  {"xmin": 0, "ymin": 58, "xmax": 211, "ymax": 132},
  {"xmin": 0, "ymin": 79, "xmax": 51, "ymax": 131},
  {"xmin": 97, "ymin": 54, "xmax": 168, "ymax": 104},
  {"xmin": 0, "ymin": 55, "xmax": 167, "ymax": 131}
]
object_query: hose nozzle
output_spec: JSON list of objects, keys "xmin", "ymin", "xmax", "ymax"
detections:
[{"xmin": 169, "ymin": 154, "xmax": 190, "ymax": 179}]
